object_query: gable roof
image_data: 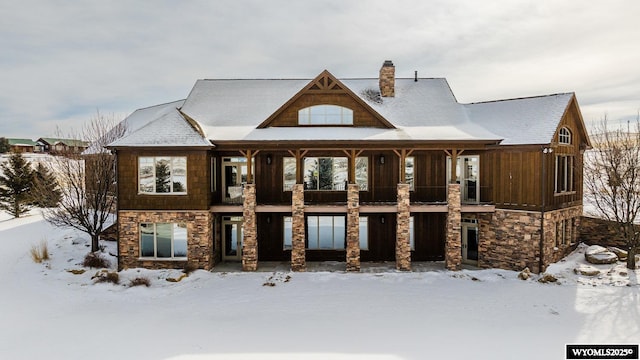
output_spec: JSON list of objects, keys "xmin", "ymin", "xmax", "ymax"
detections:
[
  {"xmin": 108, "ymin": 106, "xmax": 211, "ymax": 148},
  {"xmin": 464, "ymin": 93, "xmax": 575, "ymax": 145},
  {"xmin": 37, "ymin": 138, "xmax": 88, "ymax": 147},
  {"xmin": 107, "ymin": 71, "xmax": 581, "ymax": 148}
]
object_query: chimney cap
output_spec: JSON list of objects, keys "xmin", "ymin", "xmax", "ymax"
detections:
[{"xmin": 382, "ymin": 60, "xmax": 394, "ymax": 67}]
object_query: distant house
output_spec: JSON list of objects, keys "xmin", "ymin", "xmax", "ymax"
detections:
[
  {"xmin": 37, "ymin": 138, "xmax": 88, "ymax": 155},
  {"xmin": 105, "ymin": 60, "xmax": 591, "ymax": 274},
  {"xmin": 7, "ymin": 138, "xmax": 36, "ymax": 153}
]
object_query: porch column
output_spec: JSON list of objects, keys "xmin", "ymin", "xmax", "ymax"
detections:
[
  {"xmin": 242, "ymin": 184, "xmax": 257, "ymax": 271},
  {"xmin": 291, "ymin": 184, "xmax": 306, "ymax": 271},
  {"xmin": 446, "ymin": 183, "xmax": 462, "ymax": 271},
  {"xmin": 396, "ymin": 183, "xmax": 411, "ymax": 271},
  {"xmin": 346, "ymin": 184, "xmax": 360, "ymax": 272}
]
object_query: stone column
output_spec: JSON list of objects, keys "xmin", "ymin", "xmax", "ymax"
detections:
[
  {"xmin": 446, "ymin": 183, "xmax": 462, "ymax": 271},
  {"xmin": 396, "ymin": 183, "xmax": 411, "ymax": 271},
  {"xmin": 291, "ymin": 184, "xmax": 306, "ymax": 271},
  {"xmin": 346, "ymin": 184, "xmax": 361, "ymax": 272},
  {"xmin": 242, "ymin": 184, "xmax": 257, "ymax": 271}
]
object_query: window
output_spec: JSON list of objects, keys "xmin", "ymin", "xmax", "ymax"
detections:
[
  {"xmin": 359, "ymin": 217, "xmax": 368, "ymax": 250},
  {"xmin": 555, "ymin": 218, "xmax": 574, "ymax": 246},
  {"xmin": 298, "ymin": 105, "xmax": 353, "ymax": 125},
  {"xmin": 210, "ymin": 157, "xmax": 216, "ymax": 192},
  {"xmin": 446, "ymin": 155, "xmax": 480, "ymax": 203},
  {"xmin": 307, "ymin": 216, "xmax": 345, "ymax": 249},
  {"xmin": 282, "ymin": 215, "xmax": 368, "ymax": 250},
  {"xmin": 559, "ymin": 127, "xmax": 571, "ymax": 145},
  {"xmin": 283, "ymin": 157, "xmax": 296, "ymax": 191},
  {"xmin": 410, "ymin": 216, "xmax": 415, "ymax": 251},
  {"xmin": 138, "ymin": 157, "xmax": 187, "ymax": 194},
  {"xmin": 301, "ymin": 157, "xmax": 368, "ymax": 191},
  {"xmin": 404, "ymin": 156, "xmax": 415, "ymax": 191},
  {"xmin": 555, "ymin": 155, "xmax": 574, "ymax": 193},
  {"xmin": 140, "ymin": 223, "xmax": 187, "ymax": 259}
]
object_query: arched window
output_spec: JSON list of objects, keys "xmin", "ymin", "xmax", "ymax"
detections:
[
  {"xmin": 298, "ymin": 105, "xmax": 353, "ymax": 125},
  {"xmin": 559, "ymin": 127, "xmax": 571, "ymax": 145}
]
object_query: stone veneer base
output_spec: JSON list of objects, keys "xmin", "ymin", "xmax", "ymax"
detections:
[{"xmin": 118, "ymin": 210, "xmax": 213, "ymax": 271}]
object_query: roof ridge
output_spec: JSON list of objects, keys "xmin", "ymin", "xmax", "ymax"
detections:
[
  {"xmin": 465, "ymin": 92, "xmax": 574, "ymax": 105},
  {"xmin": 133, "ymin": 99, "xmax": 185, "ymax": 112}
]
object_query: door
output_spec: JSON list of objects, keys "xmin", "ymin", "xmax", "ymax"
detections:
[
  {"xmin": 446, "ymin": 155, "xmax": 480, "ymax": 204},
  {"xmin": 461, "ymin": 156, "xmax": 479, "ymax": 203},
  {"xmin": 222, "ymin": 216, "xmax": 243, "ymax": 261},
  {"xmin": 461, "ymin": 218, "xmax": 479, "ymax": 265},
  {"xmin": 222, "ymin": 158, "xmax": 248, "ymax": 204}
]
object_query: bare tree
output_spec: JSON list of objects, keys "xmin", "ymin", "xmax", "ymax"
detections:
[
  {"xmin": 584, "ymin": 115, "xmax": 640, "ymax": 269},
  {"xmin": 39, "ymin": 112, "xmax": 126, "ymax": 252}
]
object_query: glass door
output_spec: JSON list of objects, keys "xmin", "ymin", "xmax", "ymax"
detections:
[
  {"xmin": 446, "ymin": 155, "xmax": 480, "ymax": 204},
  {"xmin": 222, "ymin": 157, "xmax": 249, "ymax": 204},
  {"xmin": 461, "ymin": 218, "xmax": 479, "ymax": 265},
  {"xmin": 222, "ymin": 216, "xmax": 243, "ymax": 261},
  {"xmin": 461, "ymin": 156, "xmax": 479, "ymax": 203}
]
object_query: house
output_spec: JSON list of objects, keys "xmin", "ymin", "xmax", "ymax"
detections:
[
  {"xmin": 7, "ymin": 138, "xmax": 37, "ymax": 153},
  {"xmin": 107, "ymin": 61, "xmax": 591, "ymax": 273},
  {"xmin": 37, "ymin": 138, "xmax": 88, "ymax": 154}
]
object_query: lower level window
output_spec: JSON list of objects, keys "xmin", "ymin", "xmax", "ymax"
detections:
[
  {"xmin": 283, "ymin": 215, "xmax": 368, "ymax": 250},
  {"xmin": 140, "ymin": 223, "xmax": 187, "ymax": 259}
]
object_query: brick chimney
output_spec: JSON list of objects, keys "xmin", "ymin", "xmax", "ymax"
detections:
[{"xmin": 379, "ymin": 60, "xmax": 395, "ymax": 97}]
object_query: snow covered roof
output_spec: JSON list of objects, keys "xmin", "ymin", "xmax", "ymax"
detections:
[
  {"xmin": 108, "ymin": 74, "xmax": 576, "ymax": 147},
  {"xmin": 7, "ymin": 138, "xmax": 36, "ymax": 146},
  {"xmin": 464, "ymin": 93, "xmax": 575, "ymax": 145},
  {"xmin": 109, "ymin": 107, "xmax": 211, "ymax": 147}
]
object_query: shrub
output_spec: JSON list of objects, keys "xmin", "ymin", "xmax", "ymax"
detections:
[
  {"xmin": 29, "ymin": 240, "xmax": 50, "ymax": 263},
  {"xmin": 83, "ymin": 252, "xmax": 110, "ymax": 268},
  {"xmin": 93, "ymin": 271, "xmax": 119, "ymax": 285},
  {"xmin": 129, "ymin": 277, "xmax": 151, "ymax": 287}
]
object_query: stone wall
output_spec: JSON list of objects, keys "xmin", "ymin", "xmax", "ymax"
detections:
[
  {"xmin": 346, "ymin": 184, "xmax": 360, "ymax": 272},
  {"xmin": 478, "ymin": 205, "xmax": 582, "ymax": 273},
  {"xmin": 118, "ymin": 210, "xmax": 213, "ymax": 270},
  {"xmin": 291, "ymin": 184, "xmax": 306, "ymax": 271},
  {"xmin": 242, "ymin": 184, "xmax": 257, "ymax": 271},
  {"xmin": 445, "ymin": 184, "xmax": 462, "ymax": 271},
  {"xmin": 396, "ymin": 183, "xmax": 411, "ymax": 271},
  {"xmin": 579, "ymin": 215, "xmax": 636, "ymax": 249},
  {"xmin": 542, "ymin": 206, "xmax": 582, "ymax": 265}
]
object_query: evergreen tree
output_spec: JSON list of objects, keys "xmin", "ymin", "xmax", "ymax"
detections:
[
  {"xmin": 155, "ymin": 161, "xmax": 171, "ymax": 192},
  {"xmin": 32, "ymin": 162, "xmax": 62, "ymax": 208},
  {"xmin": 0, "ymin": 153, "xmax": 35, "ymax": 217},
  {"xmin": 0, "ymin": 137, "xmax": 9, "ymax": 153}
]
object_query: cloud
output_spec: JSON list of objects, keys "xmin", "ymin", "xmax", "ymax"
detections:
[{"xmin": 1, "ymin": 0, "xmax": 639, "ymax": 138}]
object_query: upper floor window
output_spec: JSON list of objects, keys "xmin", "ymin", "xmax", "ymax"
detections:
[
  {"xmin": 559, "ymin": 127, "xmax": 572, "ymax": 145},
  {"xmin": 555, "ymin": 155, "xmax": 574, "ymax": 193},
  {"xmin": 298, "ymin": 105, "xmax": 353, "ymax": 125},
  {"xmin": 139, "ymin": 157, "xmax": 187, "ymax": 194},
  {"xmin": 404, "ymin": 156, "xmax": 415, "ymax": 191},
  {"xmin": 446, "ymin": 155, "xmax": 480, "ymax": 203},
  {"xmin": 300, "ymin": 157, "xmax": 368, "ymax": 191}
]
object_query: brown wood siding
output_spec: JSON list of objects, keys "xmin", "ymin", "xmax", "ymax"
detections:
[
  {"xmin": 412, "ymin": 213, "xmax": 446, "ymax": 261},
  {"xmin": 482, "ymin": 149, "xmax": 543, "ymax": 211},
  {"xmin": 117, "ymin": 149, "xmax": 210, "ymax": 210},
  {"xmin": 267, "ymin": 93, "xmax": 388, "ymax": 128},
  {"xmin": 411, "ymin": 151, "xmax": 447, "ymax": 203}
]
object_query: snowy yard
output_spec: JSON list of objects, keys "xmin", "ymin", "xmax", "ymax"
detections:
[{"xmin": 0, "ymin": 211, "xmax": 638, "ymax": 360}]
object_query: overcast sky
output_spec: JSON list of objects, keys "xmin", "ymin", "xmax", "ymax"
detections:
[{"xmin": 1, "ymin": 0, "xmax": 639, "ymax": 139}]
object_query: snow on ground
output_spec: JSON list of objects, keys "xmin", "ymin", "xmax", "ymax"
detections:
[{"xmin": 0, "ymin": 212, "xmax": 639, "ymax": 360}]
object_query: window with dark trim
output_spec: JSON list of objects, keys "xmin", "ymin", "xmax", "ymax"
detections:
[{"xmin": 555, "ymin": 155, "xmax": 574, "ymax": 193}]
